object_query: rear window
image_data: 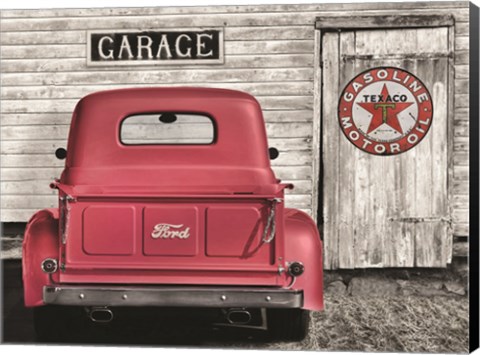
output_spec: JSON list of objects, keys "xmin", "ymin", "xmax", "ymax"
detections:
[{"xmin": 120, "ymin": 113, "xmax": 215, "ymax": 145}]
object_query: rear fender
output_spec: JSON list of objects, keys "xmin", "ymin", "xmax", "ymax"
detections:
[
  {"xmin": 22, "ymin": 209, "xmax": 60, "ymax": 307},
  {"xmin": 283, "ymin": 208, "xmax": 324, "ymax": 311}
]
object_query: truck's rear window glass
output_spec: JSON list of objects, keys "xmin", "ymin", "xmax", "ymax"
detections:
[{"xmin": 120, "ymin": 113, "xmax": 215, "ymax": 145}]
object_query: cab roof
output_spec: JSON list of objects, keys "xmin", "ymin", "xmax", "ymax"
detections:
[
  {"xmin": 62, "ymin": 87, "xmax": 277, "ymax": 192},
  {"xmin": 81, "ymin": 86, "xmax": 258, "ymax": 103}
]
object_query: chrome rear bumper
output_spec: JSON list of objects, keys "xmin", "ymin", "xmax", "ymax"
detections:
[{"xmin": 43, "ymin": 285, "xmax": 303, "ymax": 308}]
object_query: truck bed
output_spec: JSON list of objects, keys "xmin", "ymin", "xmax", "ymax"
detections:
[{"xmin": 60, "ymin": 193, "xmax": 285, "ymax": 286}]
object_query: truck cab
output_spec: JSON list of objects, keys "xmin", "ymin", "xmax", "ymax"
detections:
[{"xmin": 23, "ymin": 87, "xmax": 323, "ymax": 341}]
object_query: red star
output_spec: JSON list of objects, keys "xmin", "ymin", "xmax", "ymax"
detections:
[{"xmin": 358, "ymin": 84, "xmax": 413, "ymax": 135}]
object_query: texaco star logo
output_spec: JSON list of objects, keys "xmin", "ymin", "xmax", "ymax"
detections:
[{"xmin": 338, "ymin": 67, "xmax": 433, "ymax": 155}]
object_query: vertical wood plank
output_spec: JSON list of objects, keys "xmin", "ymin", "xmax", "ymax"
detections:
[
  {"xmin": 445, "ymin": 25, "xmax": 455, "ymax": 264},
  {"xmin": 311, "ymin": 29, "xmax": 321, "ymax": 223},
  {"xmin": 321, "ymin": 32, "xmax": 340, "ymax": 270},
  {"xmin": 378, "ymin": 58, "xmax": 414, "ymax": 268},
  {"xmin": 352, "ymin": 59, "xmax": 386, "ymax": 268},
  {"xmin": 412, "ymin": 58, "xmax": 436, "ymax": 267},
  {"xmin": 350, "ymin": 55, "xmax": 372, "ymax": 268},
  {"xmin": 337, "ymin": 31, "xmax": 356, "ymax": 269},
  {"xmin": 414, "ymin": 58, "xmax": 450, "ymax": 266},
  {"xmin": 323, "ymin": 26, "xmax": 451, "ymax": 268}
]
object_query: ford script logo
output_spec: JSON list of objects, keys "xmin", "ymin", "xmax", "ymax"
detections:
[{"xmin": 151, "ymin": 224, "xmax": 190, "ymax": 239}]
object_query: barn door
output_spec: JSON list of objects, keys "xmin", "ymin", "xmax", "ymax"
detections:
[{"xmin": 320, "ymin": 22, "xmax": 453, "ymax": 269}]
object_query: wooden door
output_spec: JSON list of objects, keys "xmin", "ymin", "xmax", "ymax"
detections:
[{"xmin": 321, "ymin": 26, "xmax": 453, "ymax": 269}]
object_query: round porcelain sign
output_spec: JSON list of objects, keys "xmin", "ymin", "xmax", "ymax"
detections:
[{"xmin": 338, "ymin": 67, "xmax": 433, "ymax": 155}]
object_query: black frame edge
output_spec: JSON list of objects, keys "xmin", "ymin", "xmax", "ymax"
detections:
[{"xmin": 469, "ymin": 1, "xmax": 480, "ymax": 353}]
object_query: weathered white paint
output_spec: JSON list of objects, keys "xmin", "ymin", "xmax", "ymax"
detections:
[
  {"xmin": 321, "ymin": 24, "xmax": 456, "ymax": 269},
  {"xmin": 0, "ymin": 2, "xmax": 470, "ymax": 269}
]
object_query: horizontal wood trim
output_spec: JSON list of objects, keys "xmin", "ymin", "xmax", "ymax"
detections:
[
  {"xmin": 455, "ymin": 36, "xmax": 469, "ymax": 51},
  {"xmin": 0, "ymin": 40, "xmax": 314, "ymax": 59},
  {"xmin": 454, "ymin": 137, "xmax": 469, "ymax": 152},
  {"xmin": 3, "ymin": 206, "xmax": 308, "ymax": 222},
  {"xmin": 0, "ymin": 68, "xmax": 313, "ymax": 86},
  {"xmin": 0, "ymin": 194, "xmax": 312, "ymax": 209},
  {"xmin": 1, "ymin": 196, "xmax": 57, "ymax": 209},
  {"xmin": 0, "ymin": 150, "xmax": 312, "ymax": 168},
  {"xmin": 0, "ymin": 179, "xmax": 313, "ymax": 196},
  {"xmin": 226, "ymin": 26, "xmax": 314, "ymax": 41},
  {"xmin": 1, "ymin": 122, "xmax": 313, "ymax": 140},
  {"xmin": 455, "ymin": 107, "xmax": 469, "ymax": 120},
  {"xmin": 455, "ymin": 22, "xmax": 469, "ymax": 35},
  {"xmin": 1, "ymin": 126, "xmax": 68, "ymax": 140},
  {"xmin": 455, "ymin": 80, "xmax": 469, "ymax": 95},
  {"xmin": 1, "ymin": 207, "xmax": 310, "ymax": 222},
  {"xmin": 0, "ymin": 3, "xmax": 471, "ymax": 228},
  {"xmin": 1, "ymin": 167, "xmax": 63, "ymax": 182},
  {"xmin": 453, "ymin": 241, "xmax": 468, "ymax": 257},
  {"xmin": 453, "ymin": 194, "xmax": 469, "ymax": 207},
  {"xmin": 0, "ymin": 13, "xmax": 315, "ymax": 31},
  {"xmin": 0, "ymin": 166, "xmax": 313, "ymax": 182},
  {"xmin": 455, "ymin": 94, "xmax": 469, "ymax": 109},
  {"xmin": 1, "ymin": 83, "xmax": 314, "ymax": 103},
  {"xmin": 1, "ymin": 21, "xmax": 468, "ymax": 46},
  {"xmin": 453, "ymin": 153, "xmax": 469, "ymax": 166},
  {"xmin": 1, "ymin": 181, "xmax": 57, "ymax": 196},
  {"xmin": 453, "ymin": 210, "xmax": 469, "ymax": 225},
  {"xmin": 276, "ymin": 194, "xmax": 313, "ymax": 208},
  {"xmin": 1, "ymin": 44, "xmax": 84, "ymax": 59},
  {"xmin": 453, "ymin": 180, "xmax": 469, "ymax": 195},
  {"xmin": 0, "ymin": 137, "xmax": 312, "ymax": 155},
  {"xmin": 316, "ymin": 14, "xmax": 454, "ymax": 30},
  {"xmin": 1, "ymin": 140, "xmax": 68, "ymax": 154},
  {"xmin": 1, "ymin": 209, "xmax": 38, "ymax": 222},
  {"xmin": 0, "ymin": 8, "xmax": 468, "ymax": 32},
  {"xmin": 1, "ymin": 96, "xmax": 314, "ymax": 113},
  {"xmin": 454, "ymin": 120, "xmax": 469, "ymax": 137},
  {"xmin": 453, "ymin": 223, "xmax": 469, "ymax": 237},
  {"xmin": 454, "ymin": 166, "xmax": 469, "ymax": 181},
  {"xmin": 1, "ymin": 54, "xmax": 315, "ymax": 73},
  {"xmin": 341, "ymin": 52, "xmax": 452, "ymax": 61},
  {"xmin": 0, "ymin": 2, "xmax": 468, "ymax": 19},
  {"xmin": 0, "ymin": 26, "xmax": 315, "ymax": 45},
  {"xmin": 1, "ymin": 3, "xmax": 468, "ymax": 228},
  {"xmin": 1, "ymin": 30, "xmax": 85, "ymax": 45},
  {"xmin": 455, "ymin": 51, "xmax": 469, "ymax": 65},
  {"xmin": 455, "ymin": 64, "xmax": 469, "ymax": 79},
  {"xmin": 0, "ymin": 110, "xmax": 314, "ymax": 126}
]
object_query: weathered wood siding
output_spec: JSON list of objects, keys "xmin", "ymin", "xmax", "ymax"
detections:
[
  {"xmin": 322, "ymin": 26, "xmax": 452, "ymax": 268},
  {"xmin": 0, "ymin": 2, "xmax": 470, "ymax": 265}
]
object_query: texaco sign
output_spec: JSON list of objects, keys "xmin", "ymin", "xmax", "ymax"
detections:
[{"xmin": 338, "ymin": 67, "xmax": 433, "ymax": 155}]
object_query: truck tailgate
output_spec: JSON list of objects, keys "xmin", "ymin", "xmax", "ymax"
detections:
[{"xmin": 60, "ymin": 195, "xmax": 284, "ymax": 286}]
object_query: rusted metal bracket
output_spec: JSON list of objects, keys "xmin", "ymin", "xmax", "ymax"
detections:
[{"xmin": 261, "ymin": 198, "xmax": 282, "ymax": 244}]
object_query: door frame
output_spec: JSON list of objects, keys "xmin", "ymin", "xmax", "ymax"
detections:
[{"xmin": 311, "ymin": 14, "xmax": 455, "ymax": 241}]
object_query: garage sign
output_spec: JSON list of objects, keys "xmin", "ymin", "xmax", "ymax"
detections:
[
  {"xmin": 87, "ymin": 28, "xmax": 224, "ymax": 66},
  {"xmin": 338, "ymin": 67, "xmax": 433, "ymax": 155}
]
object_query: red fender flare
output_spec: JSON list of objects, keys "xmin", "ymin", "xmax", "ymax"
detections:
[
  {"xmin": 22, "ymin": 208, "xmax": 59, "ymax": 307},
  {"xmin": 284, "ymin": 208, "xmax": 324, "ymax": 311}
]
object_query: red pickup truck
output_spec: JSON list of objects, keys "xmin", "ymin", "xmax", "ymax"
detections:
[{"xmin": 22, "ymin": 87, "xmax": 323, "ymax": 341}]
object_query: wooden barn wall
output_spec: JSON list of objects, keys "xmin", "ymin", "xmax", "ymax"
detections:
[{"xmin": 0, "ymin": 2, "xmax": 470, "ymax": 256}]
